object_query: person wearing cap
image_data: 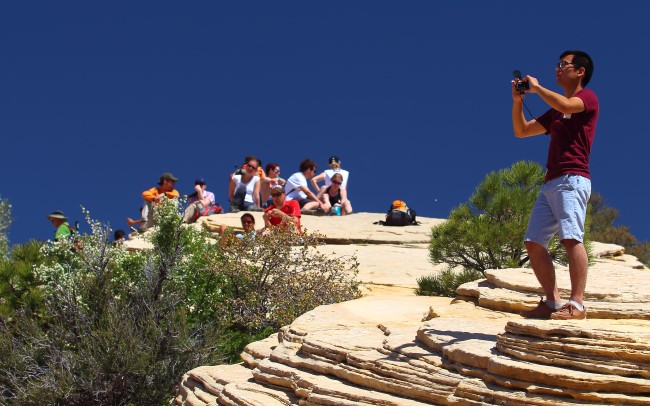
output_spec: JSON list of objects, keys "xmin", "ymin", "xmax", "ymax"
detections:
[
  {"xmin": 182, "ymin": 178, "xmax": 216, "ymax": 223},
  {"xmin": 310, "ymin": 156, "xmax": 350, "ymax": 195},
  {"xmin": 285, "ymin": 159, "xmax": 326, "ymax": 214},
  {"xmin": 263, "ymin": 185, "xmax": 301, "ymax": 232},
  {"xmin": 127, "ymin": 172, "xmax": 180, "ymax": 232},
  {"xmin": 48, "ymin": 210, "xmax": 73, "ymax": 241}
]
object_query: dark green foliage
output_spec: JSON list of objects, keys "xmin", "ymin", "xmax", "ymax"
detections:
[
  {"xmin": 0, "ymin": 241, "xmax": 47, "ymax": 319},
  {"xmin": 589, "ymin": 193, "xmax": 650, "ymax": 266},
  {"xmin": 220, "ymin": 327, "xmax": 276, "ymax": 363},
  {"xmin": 415, "ymin": 267, "xmax": 484, "ymax": 297}
]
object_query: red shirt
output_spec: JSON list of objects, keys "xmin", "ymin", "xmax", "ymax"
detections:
[
  {"xmin": 265, "ymin": 200, "xmax": 301, "ymax": 231},
  {"xmin": 536, "ymin": 88, "xmax": 599, "ymax": 182}
]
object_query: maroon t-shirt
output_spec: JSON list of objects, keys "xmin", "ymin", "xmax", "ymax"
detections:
[{"xmin": 536, "ymin": 88, "xmax": 599, "ymax": 182}]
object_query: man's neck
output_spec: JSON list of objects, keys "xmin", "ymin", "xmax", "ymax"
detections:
[{"xmin": 564, "ymin": 81, "xmax": 583, "ymax": 98}]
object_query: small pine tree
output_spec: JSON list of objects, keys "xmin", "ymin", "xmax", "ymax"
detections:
[
  {"xmin": 429, "ymin": 161, "xmax": 591, "ymax": 274},
  {"xmin": 415, "ymin": 267, "xmax": 483, "ymax": 297}
]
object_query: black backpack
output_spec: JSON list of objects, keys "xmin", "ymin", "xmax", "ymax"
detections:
[{"xmin": 376, "ymin": 200, "xmax": 419, "ymax": 226}]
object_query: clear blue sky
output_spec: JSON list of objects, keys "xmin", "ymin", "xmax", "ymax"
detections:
[{"xmin": 2, "ymin": 2, "xmax": 648, "ymax": 245}]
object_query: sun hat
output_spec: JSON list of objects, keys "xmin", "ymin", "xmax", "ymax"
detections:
[
  {"xmin": 47, "ymin": 210, "xmax": 68, "ymax": 221},
  {"xmin": 159, "ymin": 172, "xmax": 178, "ymax": 185}
]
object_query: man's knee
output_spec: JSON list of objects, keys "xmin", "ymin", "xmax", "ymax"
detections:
[
  {"xmin": 525, "ymin": 240, "xmax": 546, "ymax": 255},
  {"xmin": 561, "ymin": 238, "xmax": 582, "ymax": 249}
]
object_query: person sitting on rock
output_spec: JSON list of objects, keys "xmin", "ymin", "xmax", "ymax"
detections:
[
  {"xmin": 231, "ymin": 155, "xmax": 266, "ymax": 180},
  {"xmin": 113, "ymin": 229, "xmax": 126, "ymax": 244},
  {"xmin": 127, "ymin": 172, "xmax": 179, "ymax": 232},
  {"xmin": 285, "ymin": 159, "xmax": 326, "ymax": 214},
  {"xmin": 263, "ymin": 185, "xmax": 301, "ymax": 233},
  {"xmin": 229, "ymin": 157, "xmax": 261, "ymax": 212},
  {"xmin": 182, "ymin": 178, "xmax": 216, "ymax": 223},
  {"xmin": 260, "ymin": 162, "xmax": 286, "ymax": 208},
  {"xmin": 318, "ymin": 173, "xmax": 353, "ymax": 215},
  {"xmin": 310, "ymin": 155, "xmax": 350, "ymax": 195},
  {"xmin": 217, "ymin": 213, "xmax": 259, "ymax": 240}
]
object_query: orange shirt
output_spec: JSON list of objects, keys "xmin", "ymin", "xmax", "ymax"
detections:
[{"xmin": 142, "ymin": 187, "xmax": 180, "ymax": 202}]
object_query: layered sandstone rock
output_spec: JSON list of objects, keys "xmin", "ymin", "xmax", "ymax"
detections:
[{"xmin": 167, "ymin": 213, "xmax": 649, "ymax": 405}]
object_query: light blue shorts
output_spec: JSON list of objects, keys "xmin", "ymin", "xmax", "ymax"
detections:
[{"xmin": 525, "ymin": 174, "xmax": 591, "ymax": 249}]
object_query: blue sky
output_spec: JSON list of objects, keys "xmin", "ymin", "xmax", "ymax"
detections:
[{"xmin": 2, "ymin": 2, "xmax": 648, "ymax": 244}]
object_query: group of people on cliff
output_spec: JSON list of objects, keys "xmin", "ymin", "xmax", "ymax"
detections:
[{"xmin": 124, "ymin": 155, "xmax": 352, "ymax": 235}]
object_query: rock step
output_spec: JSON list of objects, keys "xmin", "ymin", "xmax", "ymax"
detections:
[
  {"xmin": 484, "ymin": 266, "xmax": 650, "ymax": 303},
  {"xmin": 254, "ymin": 356, "xmax": 434, "ymax": 405},
  {"xmin": 457, "ymin": 280, "xmax": 650, "ymax": 319},
  {"xmin": 416, "ymin": 317, "xmax": 650, "ymax": 403},
  {"xmin": 257, "ymin": 341, "xmax": 579, "ymax": 405},
  {"xmin": 497, "ymin": 319, "xmax": 650, "ymax": 377},
  {"xmin": 176, "ymin": 364, "xmax": 299, "ymax": 406}
]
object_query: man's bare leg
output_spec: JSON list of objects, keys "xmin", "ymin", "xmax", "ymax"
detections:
[
  {"xmin": 525, "ymin": 241, "xmax": 561, "ymax": 303},
  {"xmin": 561, "ymin": 239, "xmax": 588, "ymax": 304}
]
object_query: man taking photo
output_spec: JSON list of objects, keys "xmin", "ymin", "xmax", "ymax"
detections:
[{"xmin": 512, "ymin": 50, "xmax": 599, "ymax": 320}]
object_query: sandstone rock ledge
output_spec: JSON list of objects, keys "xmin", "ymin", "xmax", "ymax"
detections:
[{"xmin": 171, "ymin": 214, "xmax": 649, "ymax": 405}]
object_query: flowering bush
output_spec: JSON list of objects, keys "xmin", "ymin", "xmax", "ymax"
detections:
[{"xmin": 0, "ymin": 199, "xmax": 361, "ymax": 404}]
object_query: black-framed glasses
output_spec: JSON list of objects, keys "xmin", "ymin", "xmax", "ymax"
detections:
[
  {"xmin": 556, "ymin": 60, "xmax": 578, "ymax": 70},
  {"xmin": 271, "ymin": 192, "xmax": 283, "ymax": 197},
  {"xmin": 332, "ymin": 180, "xmax": 342, "ymax": 185}
]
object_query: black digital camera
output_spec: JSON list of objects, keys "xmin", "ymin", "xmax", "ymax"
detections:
[{"xmin": 513, "ymin": 70, "xmax": 529, "ymax": 94}]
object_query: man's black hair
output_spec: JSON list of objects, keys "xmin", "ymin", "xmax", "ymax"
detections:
[
  {"xmin": 560, "ymin": 50, "xmax": 594, "ymax": 87},
  {"xmin": 114, "ymin": 229, "xmax": 126, "ymax": 240},
  {"xmin": 299, "ymin": 158, "xmax": 316, "ymax": 173},
  {"xmin": 240, "ymin": 213, "xmax": 255, "ymax": 224}
]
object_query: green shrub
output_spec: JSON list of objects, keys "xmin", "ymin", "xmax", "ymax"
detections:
[
  {"xmin": 415, "ymin": 267, "xmax": 483, "ymax": 297},
  {"xmin": 1, "ymin": 204, "xmax": 222, "ymax": 405},
  {"xmin": 213, "ymin": 226, "xmax": 362, "ymax": 335},
  {"xmin": 0, "ymin": 240, "xmax": 47, "ymax": 319},
  {"xmin": 0, "ymin": 200, "xmax": 361, "ymax": 404}
]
